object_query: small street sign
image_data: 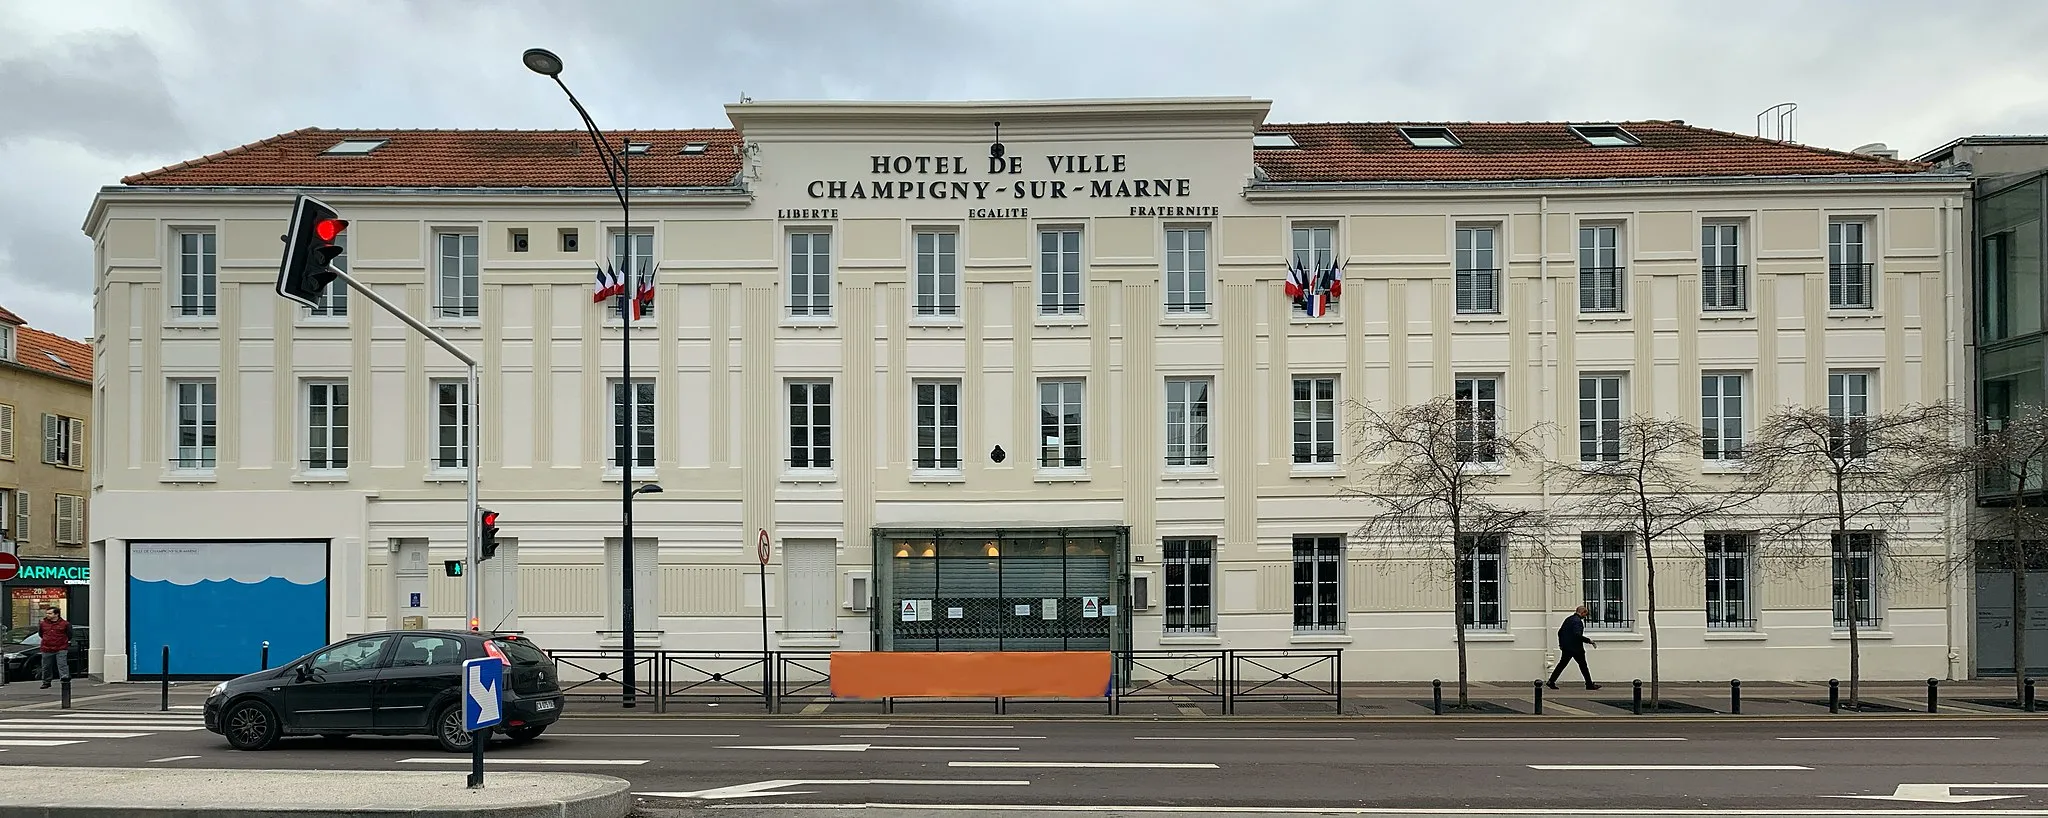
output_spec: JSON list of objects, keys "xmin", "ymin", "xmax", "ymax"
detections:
[
  {"xmin": 463, "ymin": 657, "xmax": 503, "ymax": 731},
  {"xmin": 0, "ymin": 554, "xmax": 20, "ymax": 582},
  {"xmin": 758, "ymin": 528, "xmax": 771, "ymax": 565}
]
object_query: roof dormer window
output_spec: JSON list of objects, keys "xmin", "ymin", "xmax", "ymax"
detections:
[
  {"xmin": 1570, "ymin": 124, "xmax": 1641, "ymax": 147},
  {"xmin": 1399, "ymin": 127, "xmax": 1462, "ymax": 148},
  {"xmin": 322, "ymin": 139, "xmax": 388, "ymax": 155},
  {"xmin": 0, "ymin": 325, "xmax": 12, "ymax": 361}
]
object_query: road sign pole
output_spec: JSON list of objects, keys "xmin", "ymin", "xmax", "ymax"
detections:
[
  {"xmin": 758, "ymin": 528, "xmax": 771, "ymax": 711},
  {"xmin": 462, "ymin": 657, "xmax": 503, "ymax": 789},
  {"xmin": 469, "ymin": 726, "xmax": 484, "ymax": 788}
]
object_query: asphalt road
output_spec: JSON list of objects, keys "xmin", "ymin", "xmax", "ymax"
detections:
[{"xmin": 4, "ymin": 706, "xmax": 2048, "ymax": 816}]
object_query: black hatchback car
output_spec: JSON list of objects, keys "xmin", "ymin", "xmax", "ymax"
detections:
[{"xmin": 203, "ymin": 630, "xmax": 565, "ymax": 752}]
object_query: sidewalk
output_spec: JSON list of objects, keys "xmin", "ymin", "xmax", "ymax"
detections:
[{"xmin": 0, "ymin": 766, "xmax": 629, "ymax": 817}]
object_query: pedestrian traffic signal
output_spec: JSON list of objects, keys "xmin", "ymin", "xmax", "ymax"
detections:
[
  {"xmin": 445, "ymin": 559, "xmax": 464, "ymax": 577},
  {"xmin": 276, "ymin": 194, "xmax": 349, "ymax": 309},
  {"xmin": 480, "ymin": 508, "xmax": 501, "ymax": 561}
]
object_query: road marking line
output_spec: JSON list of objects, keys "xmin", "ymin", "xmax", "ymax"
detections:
[
  {"xmin": 0, "ymin": 739, "xmax": 84, "ymax": 746},
  {"xmin": 0, "ymin": 732, "xmax": 146, "ymax": 739},
  {"xmin": 876, "ymin": 746, "xmax": 1021, "ymax": 751},
  {"xmin": 799, "ymin": 702, "xmax": 830, "ymax": 715},
  {"xmin": 0, "ymin": 722, "xmax": 203, "ymax": 730},
  {"xmin": 1529, "ymin": 764, "xmax": 1811, "ymax": 771},
  {"xmin": 637, "ymin": 779, "xmax": 1030, "ymax": 800},
  {"xmin": 1775, "ymin": 736, "xmax": 2000, "ymax": 741},
  {"xmin": 51, "ymin": 712, "xmax": 203, "ymax": 718},
  {"xmin": 1456, "ymin": 737, "xmax": 1688, "ymax": 742},
  {"xmin": 546, "ymin": 733, "xmax": 741, "ymax": 738},
  {"xmin": 843, "ymin": 805, "xmax": 2048, "ymax": 815},
  {"xmin": 170, "ymin": 705, "xmax": 204, "ymax": 711},
  {"xmin": 396, "ymin": 758, "xmax": 649, "ymax": 766},
  {"xmin": 1133, "ymin": 736, "xmax": 1355, "ymax": 741},
  {"xmin": 950, "ymin": 761, "xmax": 1220, "ymax": 769},
  {"xmin": 843, "ymin": 734, "xmax": 1047, "ymax": 739},
  {"xmin": 148, "ymin": 755, "xmax": 200, "ymax": 763}
]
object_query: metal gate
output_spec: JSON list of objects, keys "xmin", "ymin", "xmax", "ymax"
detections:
[{"xmin": 872, "ymin": 527, "xmax": 1128, "ymax": 653}]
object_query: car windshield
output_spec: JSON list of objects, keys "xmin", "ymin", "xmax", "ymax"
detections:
[{"xmin": 18, "ymin": 633, "xmax": 38, "ymax": 648}]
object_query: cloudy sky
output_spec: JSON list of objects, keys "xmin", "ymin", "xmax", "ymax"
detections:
[{"xmin": 3, "ymin": 0, "xmax": 2045, "ymax": 341}]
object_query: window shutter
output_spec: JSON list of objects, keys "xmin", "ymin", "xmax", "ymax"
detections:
[
  {"xmin": 0, "ymin": 404, "xmax": 12, "ymax": 459},
  {"xmin": 42, "ymin": 414, "xmax": 58, "ymax": 465},
  {"xmin": 68, "ymin": 418, "xmax": 84, "ymax": 468},
  {"xmin": 53, "ymin": 496, "xmax": 73, "ymax": 545},
  {"xmin": 13, "ymin": 490, "xmax": 27, "ymax": 543}
]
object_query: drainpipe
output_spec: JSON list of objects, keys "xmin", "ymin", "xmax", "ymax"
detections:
[
  {"xmin": 1539, "ymin": 195, "xmax": 1555, "ymax": 674},
  {"xmin": 1942, "ymin": 195, "xmax": 1965, "ymax": 682}
]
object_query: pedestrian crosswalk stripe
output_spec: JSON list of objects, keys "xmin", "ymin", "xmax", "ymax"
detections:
[
  {"xmin": 0, "ymin": 720, "xmax": 203, "ymax": 731},
  {"xmin": 0, "ymin": 740, "xmax": 83, "ymax": 747},
  {"xmin": 48, "ymin": 713, "xmax": 201, "ymax": 720},
  {"xmin": 0, "ymin": 731, "xmax": 146, "ymax": 739}
]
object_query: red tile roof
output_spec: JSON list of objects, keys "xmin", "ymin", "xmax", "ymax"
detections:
[
  {"xmin": 121, "ymin": 128, "xmax": 745, "ymax": 188},
  {"xmin": 1253, "ymin": 121, "xmax": 1930, "ymax": 183},
  {"xmin": 117, "ymin": 120, "xmax": 1931, "ymax": 189},
  {"xmin": 0, "ymin": 305, "xmax": 22, "ymax": 326},
  {"xmin": 10, "ymin": 326, "xmax": 91, "ymax": 385}
]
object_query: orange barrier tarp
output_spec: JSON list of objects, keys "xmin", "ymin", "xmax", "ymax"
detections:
[{"xmin": 829, "ymin": 651, "xmax": 1112, "ymax": 699}]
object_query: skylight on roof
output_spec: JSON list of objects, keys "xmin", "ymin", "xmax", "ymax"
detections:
[
  {"xmin": 1252, "ymin": 133, "xmax": 1298, "ymax": 149},
  {"xmin": 1570, "ymin": 124, "xmax": 1641, "ymax": 147},
  {"xmin": 681, "ymin": 143, "xmax": 709, "ymax": 155},
  {"xmin": 42, "ymin": 350, "xmax": 69, "ymax": 369},
  {"xmin": 625, "ymin": 143, "xmax": 652, "ymax": 155},
  {"xmin": 1399, "ymin": 127, "xmax": 1462, "ymax": 148},
  {"xmin": 322, "ymin": 139, "xmax": 388, "ymax": 155}
]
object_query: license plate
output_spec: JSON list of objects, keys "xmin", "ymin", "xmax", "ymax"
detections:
[{"xmin": 536, "ymin": 699, "xmax": 556, "ymax": 711}]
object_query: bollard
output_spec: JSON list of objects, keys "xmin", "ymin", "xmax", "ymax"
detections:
[
  {"xmin": 1927, "ymin": 678, "xmax": 1939, "ymax": 713},
  {"xmin": 2027, "ymin": 678, "xmax": 2037, "ymax": 713},
  {"xmin": 161, "ymin": 645, "xmax": 171, "ymax": 713},
  {"xmin": 60, "ymin": 676, "xmax": 70, "ymax": 710},
  {"xmin": 1828, "ymin": 678, "xmax": 1840, "ymax": 714},
  {"xmin": 261, "ymin": 641, "xmax": 270, "ymax": 671},
  {"xmin": 1632, "ymin": 679, "xmax": 1643, "ymax": 715},
  {"xmin": 1533, "ymin": 680, "xmax": 1544, "ymax": 715},
  {"xmin": 1731, "ymin": 679, "xmax": 1742, "ymax": 715},
  {"xmin": 1432, "ymin": 679, "xmax": 1443, "ymax": 715}
]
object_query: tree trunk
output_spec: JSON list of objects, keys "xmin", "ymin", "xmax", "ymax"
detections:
[
  {"xmin": 1645, "ymin": 541, "xmax": 1661, "ymax": 710},
  {"xmin": 2015, "ymin": 558, "xmax": 2029, "ymax": 705},
  {"xmin": 1453, "ymin": 525, "xmax": 1470, "ymax": 708}
]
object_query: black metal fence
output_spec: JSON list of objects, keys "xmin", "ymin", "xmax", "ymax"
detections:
[{"xmin": 540, "ymin": 646, "xmax": 1342, "ymax": 715}]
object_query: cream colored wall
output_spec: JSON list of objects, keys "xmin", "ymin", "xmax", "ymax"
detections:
[
  {"xmin": 0, "ymin": 363, "xmax": 92, "ymax": 557},
  {"xmin": 84, "ymin": 118, "xmax": 1973, "ymax": 680}
]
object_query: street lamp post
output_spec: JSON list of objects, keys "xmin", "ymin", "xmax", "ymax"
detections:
[{"xmin": 524, "ymin": 47, "xmax": 653, "ymax": 708}]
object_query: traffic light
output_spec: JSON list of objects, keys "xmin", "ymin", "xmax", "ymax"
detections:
[
  {"xmin": 276, "ymin": 194, "xmax": 348, "ymax": 309},
  {"xmin": 444, "ymin": 559, "xmax": 464, "ymax": 577},
  {"xmin": 479, "ymin": 508, "xmax": 501, "ymax": 561}
]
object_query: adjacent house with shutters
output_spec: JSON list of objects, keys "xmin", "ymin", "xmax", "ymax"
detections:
[{"xmin": 0, "ymin": 305, "xmax": 92, "ymax": 558}]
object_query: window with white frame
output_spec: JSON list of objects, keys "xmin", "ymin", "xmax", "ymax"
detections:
[
  {"xmin": 1455, "ymin": 225, "xmax": 1500, "ymax": 314},
  {"xmin": 1457, "ymin": 534, "xmax": 1506, "ymax": 629},
  {"xmin": 172, "ymin": 379, "xmax": 216, "ymax": 470},
  {"xmin": 789, "ymin": 231, "xmax": 833, "ymax": 317},
  {"xmin": 0, "ymin": 403, "xmax": 12, "ymax": 460},
  {"xmin": 1580, "ymin": 533, "xmax": 1630, "ymax": 627},
  {"xmin": 913, "ymin": 381, "xmax": 960, "ymax": 470},
  {"xmin": 1577, "ymin": 374, "xmax": 1623, "ymax": 462},
  {"xmin": 435, "ymin": 232, "xmax": 480, "ymax": 318},
  {"xmin": 310, "ymin": 231, "xmax": 349, "ymax": 317},
  {"xmin": 1828, "ymin": 219, "xmax": 1873, "ymax": 310},
  {"xmin": 0, "ymin": 490, "xmax": 12, "ymax": 544},
  {"xmin": 433, "ymin": 379, "xmax": 470, "ymax": 470},
  {"xmin": 1164, "ymin": 377, "xmax": 1211, "ymax": 468},
  {"xmin": 1832, "ymin": 531, "xmax": 1879, "ymax": 628},
  {"xmin": 1453, "ymin": 376, "xmax": 1500, "ymax": 463},
  {"xmin": 1578, "ymin": 224, "xmax": 1623, "ymax": 312},
  {"xmin": 176, "ymin": 230, "xmax": 217, "ymax": 317},
  {"xmin": 1290, "ymin": 224, "xmax": 1336, "ymax": 317},
  {"xmin": 610, "ymin": 230, "xmax": 655, "ymax": 318},
  {"xmin": 1291, "ymin": 534, "xmax": 1344, "ymax": 632},
  {"xmin": 1038, "ymin": 228, "xmax": 1083, "ymax": 316},
  {"xmin": 304, "ymin": 380, "xmax": 349, "ymax": 471},
  {"xmin": 1165, "ymin": 227, "xmax": 1210, "ymax": 314},
  {"xmin": 914, "ymin": 230, "xmax": 958, "ymax": 317},
  {"xmin": 40, "ymin": 413, "xmax": 83, "ymax": 469},
  {"xmin": 1038, "ymin": 379, "xmax": 1085, "ymax": 469},
  {"xmin": 1292, "ymin": 376, "xmax": 1338, "ymax": 466},
  {"xmin": 0, "ymin": 325, "xmax": 12, "ymax": 362},
  {"xmin": 1828, "ymin": 370, "xmax": 1872, "ymax": 459},
  {"xmin": 1705, "ymin": 532, "xmax": 1754, "ymax": 629},
  {"xmin": 9, "ymin": 489, "xmax": 25, "ymax": 545},
  {"xmin": 1701, "ymin": 222, "xmax": 1745, "ymax": 311},
  {"xmin": 610, "ymin": 378, "xmax": 655, "ymax": 470},
  {"xmin": 1163, "ymin": 537, "xmax": 1215, "ymax": 634},
  {"xmin": 1701, "ymin": 372, "xmax": 1745, "ymax": 461},
  {"xmin": 53, "ymin": 494, "xmax": 83, "ymax": 546},
  {"xmin": 787, "ymin": 380, "xmax": 833, "ymax": 469}
]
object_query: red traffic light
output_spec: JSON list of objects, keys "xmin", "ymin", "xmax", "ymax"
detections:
[
  {"xmin": 314, "ymin": 218, "xmax": 348, "ymax": 242},
  {"xmin": 481, "ymin": 511, "xmax": 499, "ymax": 526}
]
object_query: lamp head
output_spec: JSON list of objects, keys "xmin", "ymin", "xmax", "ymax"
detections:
[
  {"xmin": 523, "ymin": 48, "xmax": 565, "ymax": 77},
  {"xmin": 633, "ymin": 484, "xmax": 664, "ymax": 496}
]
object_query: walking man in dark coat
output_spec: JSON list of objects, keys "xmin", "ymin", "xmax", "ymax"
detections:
[{"xmin": 1546, "ymin": 605, "xmax": 1600, "ymax": 690}]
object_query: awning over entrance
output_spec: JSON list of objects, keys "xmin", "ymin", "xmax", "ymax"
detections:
[{"xmin": 872, "ymin": 526, "xmax": 1128, "ymax": 653}]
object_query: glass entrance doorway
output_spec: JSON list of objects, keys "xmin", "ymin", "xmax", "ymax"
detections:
[{"xmin": 873, "ymin": 527, "xmax": 1128, "ymax": 653}]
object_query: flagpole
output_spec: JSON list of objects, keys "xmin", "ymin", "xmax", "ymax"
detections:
[{"xmin": 618, "ymin": 135, "xmax": 640, "ymax": 709}]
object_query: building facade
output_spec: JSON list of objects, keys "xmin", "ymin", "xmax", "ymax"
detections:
[
  {"xmin": 84, "ymin": 97, "xmax": 1974, "ymax": 683},
  {"xmin": 0, "ymin": 304, "xmax": 94, "ymax": 638}
]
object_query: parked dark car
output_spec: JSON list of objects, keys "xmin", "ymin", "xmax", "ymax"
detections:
[
  {"xmin": 2, "ymin": 626, "xmax": 88, "ymax": 682},
  {"xmin": 203, "ymin": 630, "xmax": 564, "ymax": 752}
]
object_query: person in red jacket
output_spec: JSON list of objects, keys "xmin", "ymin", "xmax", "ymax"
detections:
[{"xmin": 36, "ymin": 607, "xmax": 70, "ymax": 688}]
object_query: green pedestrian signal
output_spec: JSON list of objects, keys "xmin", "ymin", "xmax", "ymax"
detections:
[{"xmin": 445, "ymin": 560, "xmax": 464, "ymax": 577}]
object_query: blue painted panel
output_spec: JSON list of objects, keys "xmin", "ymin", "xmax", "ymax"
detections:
[{"xmin": 127, "ymin": 542, "xmax": 328, "ymax": 677}]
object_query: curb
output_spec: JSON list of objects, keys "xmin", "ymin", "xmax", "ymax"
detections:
[{"xmin": 0, "ymin": 767, "xmax": 632, "ymax": 818}]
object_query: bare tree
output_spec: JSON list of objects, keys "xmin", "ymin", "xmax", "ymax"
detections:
[
  {"xmin": 1552, "ymin": 416, "xmax": 1769, "ymax": 710},
  {"xmin": 1340, "ymin": 395, "xmax": 1562, "ymax": 708},
  {"xmin": 1740, "ymin": 400, "xmax": 1959, "ymax": 709},
  {"xmin": 1935, "ymin": 403, "xmax": 2048, "ymax": 705}
]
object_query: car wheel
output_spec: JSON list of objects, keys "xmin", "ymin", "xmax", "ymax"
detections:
[
  {"xmin": 223, "ymin": 700, "xmax": 280, "ymax": 751},
  {"xmin": 433, "ymin": 704, "xmax": 485, "ymax": 753},
  {"xmin": 508, "ymin": 725, "xmax": 546, "ymax": 743}
]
